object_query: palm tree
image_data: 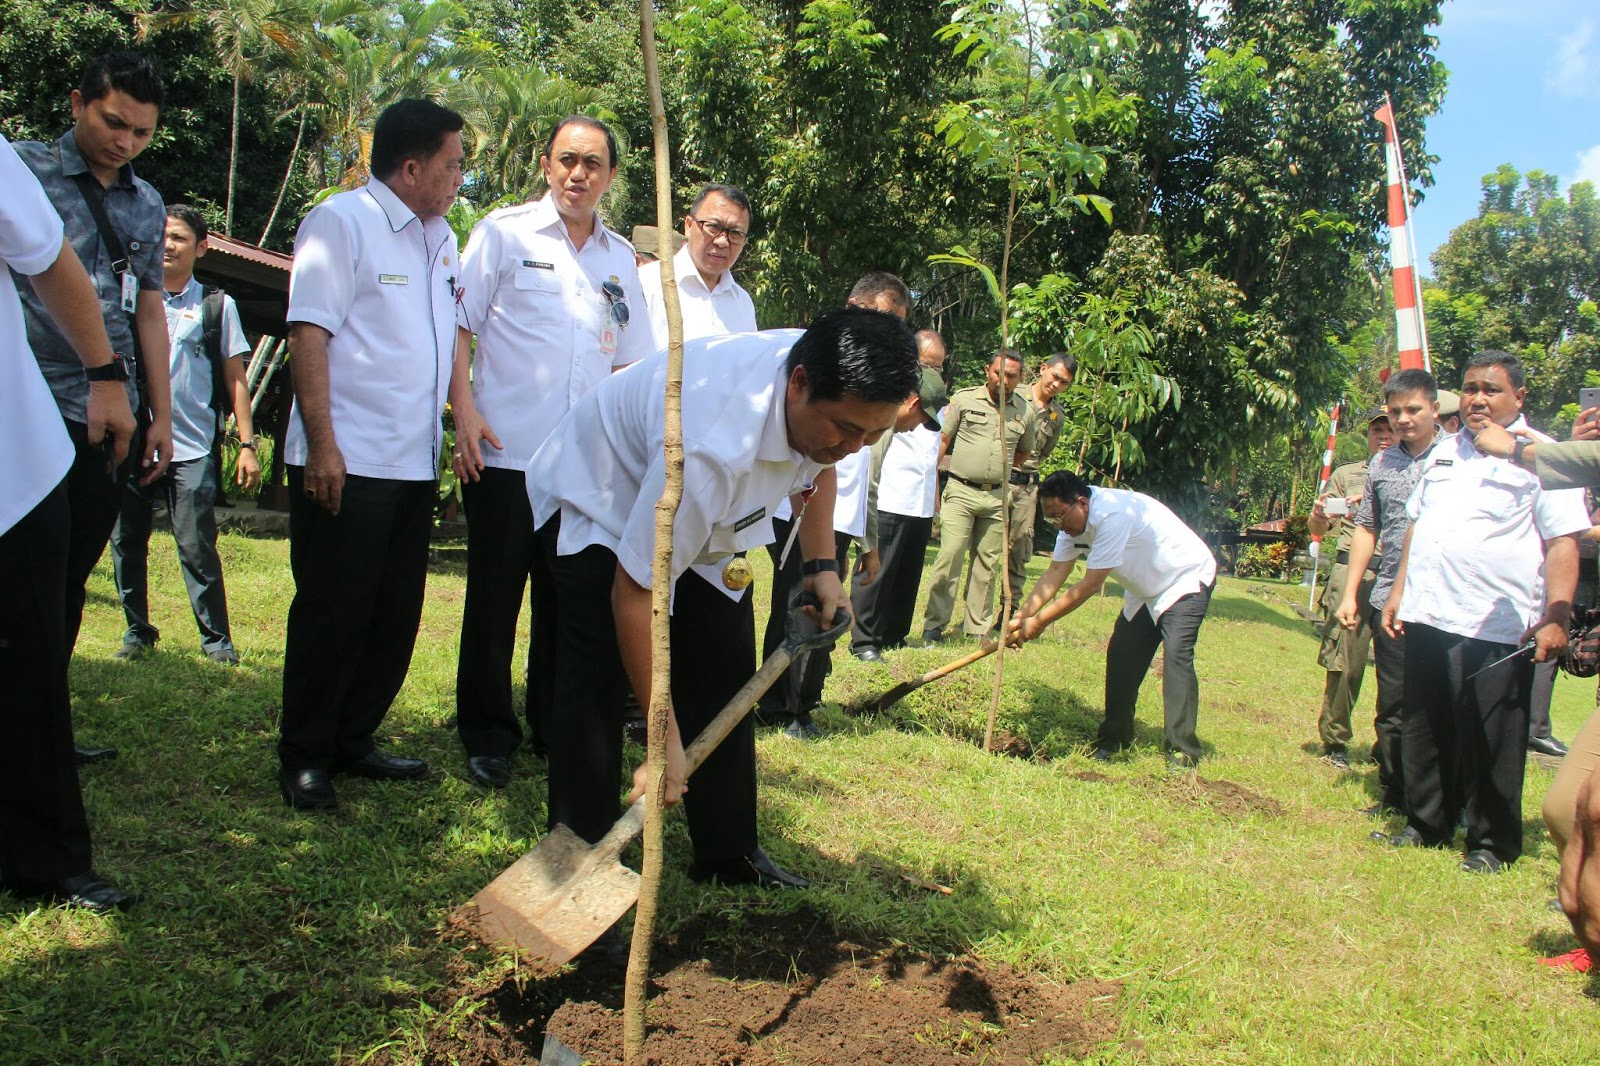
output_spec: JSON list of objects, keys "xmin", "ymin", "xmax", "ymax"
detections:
[
  {"xmin": 448, "ymin": 65, "xmax": 609, "ymax": 203},
  {"xmin": 137, "ymin": 0, "xmax": 315, "ymax": 235}
]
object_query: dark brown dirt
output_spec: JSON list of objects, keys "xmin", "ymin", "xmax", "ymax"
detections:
[
  {"xmin": 1159, "ymin": 775, "xmax": 1284, "ymax": 818},
  {"xmin": 404, "ymin": 905, "xmax": 1120, "ymax": 1065},
  {"xmin": 1068, "ymin": 770, "xmax": 1112, "ymax": 783},
  {"xmin": 990, "ymin": 729, "xmax": 1044, "ymax": 761}
]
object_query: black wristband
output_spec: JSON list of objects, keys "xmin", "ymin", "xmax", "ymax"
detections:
[
  {"xmin": 801, "ymin": 557, "xmax": 841, "ymax": 576},
  {"xmin": 84, "ymin": 355, "xmax": 129, "ymax": 382}
]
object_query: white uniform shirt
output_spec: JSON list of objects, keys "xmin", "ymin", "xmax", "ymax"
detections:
[
  {"xmin": 284, "ymin": 179, "xmax": 457, "ymax": 481},
  {"xmin": 456, "ymin": 195, "xmax": 652, "ymax": 470},
  {"xmin": 773, "ymin": 446, "xmax": 867, "ymax": 538},
  {"xmin": 526, "ymin": 330, "xmax": 823, "ymax": 608},
  {"xmin": 1398, "ymin": 419, "xmax": 1591, "ymax": 645},
  {"xmin": 1051, "ymin": 486, "xmax": 1217, "ymax": 621},
  {"xmin": 877, "ymin": 425, "xmax": 941, "ymax": 518},
  {"xmin": 0, "ymin": 138, "xmax": 74, "ymax": 535},
  {"xmin": 639, "ymin": 244, "xmax": 756, "ymax": 349},
  {"xmin": 164, "ymin": 278, "xmax": 251, "ymax": 461}
]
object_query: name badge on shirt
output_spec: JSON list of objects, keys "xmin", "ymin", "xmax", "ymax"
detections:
[
  {"xmin": 179, "ymin": 308, "xmax": 201, "ymax": 322},
  {"xmin": 734, "ymin": 508, "xmax": 766, "ymax": 533},
  {"xmin": 1434, "ymin": 459, "xmax": 1453, "ymax": 467},
  {"xmin": 379, "ymin": 273, "xmax": 409, "ymax": 285},
  {"xmin": 521, "ymin": 259, "xmax": 554, "ymax": 270},
  {"xmin": 120, "ymin": 271, "xmax": 137, "ymax": 313},
  {"xmin": 600, "ymin": 319, "xmax": 618, "ymax": 355}
]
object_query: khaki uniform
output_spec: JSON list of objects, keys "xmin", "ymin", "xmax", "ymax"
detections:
[
  {"xmin": 1315, "ymin": 460, "xmax": 1375, "ymax": 748},
  {"xmin": 922, "ymin": 386, "xmax": 1037, "ymax": 637},
  {"xmin": 1006, "ymin": 397, "xmax": 1068, "ymax": 605}
]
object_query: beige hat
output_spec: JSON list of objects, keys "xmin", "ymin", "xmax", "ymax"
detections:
[
  {"xmin": 629, "ymin": 224, "xmax": 685, "ymax": 259},
  {"xmin": 1436, "ymin": 389, "xmax": 1460, "ymax": 417}
]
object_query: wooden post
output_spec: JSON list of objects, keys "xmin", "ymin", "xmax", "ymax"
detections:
[{"xmin": 625, "ymin": 3, "xmax": 685, "ymax": 1061}]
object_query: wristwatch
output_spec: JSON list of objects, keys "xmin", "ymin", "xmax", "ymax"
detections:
[
  {"xmin": 84, "ymin": 354, "xmax": 129, "ymax": 382},
  {"xmin": 1511, "ymin": 438, "xmax": 1530, "ymax": 468},
  {"xmin": 801, "ymin": 557, "xmax": 841, "ymax": 576},
  {"xmin": 239, "ymin": 438, "xmax": 258, "ymax": 451}
]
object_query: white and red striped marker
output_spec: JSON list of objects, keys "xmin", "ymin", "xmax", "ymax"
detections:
[{"xmin": 1375, "ymin": 98, "xmax": 1430, "ymax": 372}]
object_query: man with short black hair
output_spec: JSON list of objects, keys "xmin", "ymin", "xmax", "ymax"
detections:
[
  {"xmin": 277, "ymin": 98, "xmax": 465, "ymax": 811},
  {"xmin": 12, "ymin": 51, "xmax": 174, "ymax": 764},
  {"xmin": 1377, "ymin": 351, "xmax": 1589, "ymax": 871},
  {"xmin": 109, "ymin": 204, "xmax": 257, "ymax": 665},
  {"xmin": 921, "ymin": 349, "xmax": 1036, "ymax": 642},
  {"xmin": 1005, "ymin": 352, "xmax": 1076, "ymax": 607},
  {"xmin": 1336, "ymin": 369, "xmax": 1444, "ymax": 816},
  {"xmin": 1009, "ymin": 471, "xmax": 1216, "ymax": 771},
  {"xmin": 640, "ymin": 183, "xmax": 756, "ymax": 345},
  {"xmin": 447, "ymin": 114, "xmax": 651, "ymax": 789},
  {"xmin": 525, "ymin": 306, "xmax": 919, "ymax": 899}
]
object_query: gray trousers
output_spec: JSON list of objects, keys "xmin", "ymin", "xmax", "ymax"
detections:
[
  {"xmin": 110, "ymin": 454, "xmax": 234, "ymax": 655},
  {"xmin": 1098, "ymin": 583, "xmax": 1213, "ymax": 762}
]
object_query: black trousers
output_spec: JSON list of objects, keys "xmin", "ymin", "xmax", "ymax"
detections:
[
  {"xmin": 455, "ymin": 468, "xmax": 546, "ymax": 758},
  {"xmin": 1098, "ymin": 583, "xmax": 1212, "ymax": 761},
  {"xmin": 533, "ymin": 513, "xmax": 758, "ymax": 862},
  {"xmin": 760, "ymin": 518, "xmax": 851, "ymax": 717},
  {"xmin": 850, "ymin": 511, "xmax": 932, "ymax": 653},
  {"xmin": 279, "ymin": 469, "xmax": 433, "ymax": 772},
  {"xmin": 1528, "ymin": 659, "xmax": 1558, "ymax": 741},
  {"xmin": 1402, "ymin": 622, "xmax": 1532, "ymax": 861},
  {"xmin": 0, "ymin": 480, "xmax": 93, "ymax": 889},
  {"xmin": 63, "ymin": 419, "xmax": 133, "ymax": 656},
  {"xmin": 1369, "ymin": 610, "xmax": 1407, "ymax": 812}
]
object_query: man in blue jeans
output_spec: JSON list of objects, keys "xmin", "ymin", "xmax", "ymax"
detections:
[
  {"xmin": 110, "ymin": 204, "xmax": 258, "ymax": 664},
  {"xmin": 1007, "ymin": 470, "xmax": 1217, "ymax": 771}
]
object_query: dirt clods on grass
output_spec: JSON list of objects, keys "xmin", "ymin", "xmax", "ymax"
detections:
[
  {"xmin": 417, "ymin": 905, "xmax": 1120, "ymax": 1065},
  {"xmin": 1160, "ymin": 775, "xmax": 1284, "ymax": 818}
]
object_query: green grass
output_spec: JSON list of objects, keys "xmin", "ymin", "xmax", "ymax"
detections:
[{"xmin": 4, "ymin": 532, "xmax": 1598, "ymax": 1063}]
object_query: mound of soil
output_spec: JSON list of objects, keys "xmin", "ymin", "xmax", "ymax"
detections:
[
  {"xmin": 413, "ymin": 906, "xmax": 1119, "ymax": 1065},
  {"xmin": 1160, "ymin": 775, "xmax": 1284, "ymax": 818},
  {"xmin": 544, "ymin": 907, "xmax": 1119, "ymax": 1065}
]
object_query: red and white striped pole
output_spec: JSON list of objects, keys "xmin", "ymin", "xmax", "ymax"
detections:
[
  {"xmin": 1375, "ymin": 96, "xmax": 1429, "ymax": 371},
  {"xmin": 1307, "ymin": 402, "xmax": 1343, "ymax": 613}
]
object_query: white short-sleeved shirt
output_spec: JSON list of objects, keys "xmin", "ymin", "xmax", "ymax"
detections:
[
  {"xmin": 284, "ymin": 179, "xmax": 458, "ymax": 481},
  {"xmin": 1051, "ymin": 486, "xmax": 1217, "ymax": 621},
  {"xmin": 1398, "ymin": 419, "xmax": 1591, "ymax": 644},
  {"xmin": 526, "ymin": 330, "xmax": 824, "ymax": 608},
  {"xmin": 456, "ymin": 195, "xmax": 652, "ymax": 470},
  {"xmin": 877, "ymin": 425, "xmax": 941, "ymax": 518},
  {"xmin": 0, "ymin": 138, "xmax": 74, "ymax": 535},
  {"xmin": 639, "ymin": 244, "xmax": 757, "ymax": 349},
  {"xmin": 773, "ymin": 445, "xmax": 867, "ymax": 538},
  {"xmin": 165, "ymin": 277, "xmax": 251, "ymax": 461}
]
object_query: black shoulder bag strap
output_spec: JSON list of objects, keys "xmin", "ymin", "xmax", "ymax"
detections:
[
  {"xmin": 69, "ymin": 170, "xmax": 150, "ymax": 423},
  {"xmin": 201, "ymin": 287, "xmax": 231, "ymax": 423}
]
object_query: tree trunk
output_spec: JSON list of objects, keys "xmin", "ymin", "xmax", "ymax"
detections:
[
  {"xmin": 625, "ymin": 3, "xmax": 684, "ymax": 1061},
  {"xmin": 227, "ymin": 66, "xmax": 241, "ymax": 235},
  {"xmin": 259, "ymin": 106, "xmax": 306, "ymax": 247}
]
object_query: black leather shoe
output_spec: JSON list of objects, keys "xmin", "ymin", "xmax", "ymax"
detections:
[
  {"xmin": 48, "ymin": 873, "xmax": 139, "ymax": 913},
  {"xmin": 280, "ymin": 767, "xmax": 338, "ymax": 811},
  {"xmin": 853, "ymin": 647, "xmax": 882, "ymax": 662},
  {"xmin": 1370, "ymin": 825, "xmax": 1425, "ymax": 848},
  {"xmin": 1529, "ymin": 735, "xmax": 1569, "ymax": 758},
  {"xmin": 339, "ymin": 750, "xmax": 429, "ymax": 780},
  {"xmin": 1090, "ymin": 747, "xmax": 1117, "ymax": 762},
  {"xmin": 75, "ymin": 744, "xmax": 119, "ymax": 765},
  {"xmin": 467, "ymin": 755, "xmax": 511, "ymax": 789},
  {"xmin": 1461, "ymin": 849, "xmax": 1505, "ymax": 874},
  {"xmin": 1323, "ymin": 745, "xmax": 1350, "ymax": 770},
  {"xmin": 919, "ymin": 629, "xmax": 944, "ymax": 648},
  {"xmin": 687, "ymin": 846, "xmax": 810, "ymax": 889}
]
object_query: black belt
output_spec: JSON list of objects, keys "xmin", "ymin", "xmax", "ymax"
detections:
[
  {"xmin": 949, "ymin": 473, "xmax": 1002, "ymax": 492},
  {"xmin": 1334, "ymin": 551, "xmax": 1381, "ymax": 566},
  {"xmin": 1009, "ymin": 470, "xmax": 1037, "ymax": 487}
]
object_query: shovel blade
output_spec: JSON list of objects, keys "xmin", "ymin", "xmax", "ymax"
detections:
[{"xmin": 470, "ymin": 824, "xmax": 642, "ymax": 967}]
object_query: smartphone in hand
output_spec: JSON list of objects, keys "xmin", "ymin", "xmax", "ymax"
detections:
[{"xmin": 1580, "ymin": 386, "xmax": 1600, "ymax": 414}]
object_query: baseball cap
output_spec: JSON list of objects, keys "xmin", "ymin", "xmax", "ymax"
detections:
[
  {"xmin": 1436, "ymin": 389, "xmax": 1460, "ymax": 417},
  {"xmin": 1361, "ymin": 405, "xmax": 1390, "ymax": 427},
  {"xmin": 918, "ymin": 367, "xmax": 948, "ymax": 430}
]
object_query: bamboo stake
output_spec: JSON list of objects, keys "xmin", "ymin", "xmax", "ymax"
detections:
[{"xmin": 625, "ymin": 4, "xmax": 684, "ymax": 1061}]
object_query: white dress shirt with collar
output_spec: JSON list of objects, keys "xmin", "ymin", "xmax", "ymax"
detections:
[
  {"xmin": 639, "ymin": 243, "xmax": 756, "ymax": 349},
  {"xmin": 526, "ymin": 330, "xmax": 824, "ymax": 609},
  {"xmin": 1398, "ymin": 417, "xmax": 1591, "ymax": 645},
  {"xmin": 284, "ymin": 178, "xmax": 458, "ymax": 481},
  {"xmin": 455, "ymin": 194, "xmax": 652, "ymax": 470},
  {"xmin": 1050, "ymin": 486, "xmax": 1217, "ymax": 621},
  {"xmin": 0, "ymin": 137, "xmax": 74, "ymax": 535}
]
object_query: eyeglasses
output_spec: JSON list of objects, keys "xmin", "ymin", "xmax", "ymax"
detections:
[
  {"xmin": 690, "ymin": 217, "xmax": 749, "ymax": 246},
  {"xmin": 601, "ymin": 278, "xmax": 629, "ymax": 326}
]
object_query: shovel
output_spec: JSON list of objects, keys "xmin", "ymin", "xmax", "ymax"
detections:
[
  {"xmin": 466, "ymin": 602, "xmax": 851, "ymax": 968},
  {"xmin": 843, "ymin": 639, "xmax": 998, "ymax": 716}
]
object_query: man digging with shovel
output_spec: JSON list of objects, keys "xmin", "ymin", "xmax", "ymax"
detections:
[{"xmin": 521, "ymin": 306, "xmax": 919, "ymax": 958}]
